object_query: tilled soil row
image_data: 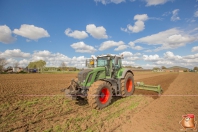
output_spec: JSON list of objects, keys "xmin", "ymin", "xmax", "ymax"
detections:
[
  {"xmin": 134, "ymin": 73, "xmax": 179, "ymax": 99},
  {"xmin": 115, "ymin": 73, "xmax": 198, "ymax": 132},
  {"xmin": 0, "ymin": 74, "xmax": 77, "ymax": 104}
]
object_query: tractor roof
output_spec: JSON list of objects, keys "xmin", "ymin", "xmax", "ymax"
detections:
[{"xmin": 97, "ymin": 54, "xmax": 123, "ymax": 58}]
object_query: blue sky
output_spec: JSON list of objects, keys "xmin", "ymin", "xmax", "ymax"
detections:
[{"xmin": 0, "ymin": 0, "xmax": 198, "ymax": 69}]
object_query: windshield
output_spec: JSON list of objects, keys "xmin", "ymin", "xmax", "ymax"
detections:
[{"xmin": 97, "ymin": 57, "xmax": 108, "ymax": 67}]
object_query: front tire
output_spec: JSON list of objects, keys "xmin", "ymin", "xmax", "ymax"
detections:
[
  {"xmin": 87, "ymin": 81, "xmax": 112, "ymax": 109},
  {"xmin": 121, "ymin": 72, "xmax": 135, "ymax": 97}
]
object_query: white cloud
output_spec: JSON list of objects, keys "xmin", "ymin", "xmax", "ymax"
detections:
[
  {"xmin": 31, "ymin": 50, "xmax": 87, "ymax": 68},
  {"xmin": 114, "ymin": 45, "xmax": 128, "ymax": 51},
  {"xmin": 26, "ymin": 39, "xmax": 31, "ymax": 42},
  {"xmin": 91, "ymin": 55, "xmax": 97, "ymax": 59},
  {"xmin": 71, "ymin": 42, "xmax": 97, "ymax": 53},
  {"xmin": 134, "ymin": 14, "xmax": 149, "ymax": 21},
  {"xmin": 164, "ymin": 51, "xmax": 182, "ymax": 60},
  {"xmin": 94, "ymin": 0, "xmax": 125, "ymax": 4},
  {"xmin": 133, "ymin": 28, "xmax": 198, "ymax": 51},
  {"xmin": 162, "ymin": 11, "xmax": 171, "ymax": 16},
  {"xmin": 121, "ymin": 28, "xmax": 128, "ymax": 32},
  {"xmin": 155, "ymin": 60, "xmax": 173, "ymax": 65},
  {"xmin": 132, "ymin": 45, "xmax": 144, "ymax": 50},
  {"xmin": 194, "ymin": 11, "xmax": 198, "ymax": 17},
  {"xmin": 13, "ymin": 24, "xmax": 50, "ymax": 40},
  {"xmin": 121, "ymin": 14, "xmax": 148, "ymax": 33},
  {"xmin": 19, "ymin": 59, "xmax": 30, "ymax": 67},
  {"xmin": 171, "ymin": 9, "xmax": 180, "ymax": 21},
  {"xmin": 191, "ymin": 19, "xmax": 196, "ymax": 23},
  {"xmin": 70, "ymin": 56, "xmax": 87, "ymax": 65},
  {"xmin": 143, "ymin": 54, "xmax": 161, "ymax": 61},
  {"xmin": 99, "ymin": 40, "xmax": 125, "ymax": 51},
  {"xmin": 119, "ymin": 51, "xmax": 140, "ymax": 61},
  {"xmin": 2, "ymin": 48, "xmax": 198, "ymax": 69},
  {"xmin": 145, "ymin": 0, "xmax": 171, "ymax": 6},
  {"xmin": 127, "ymin": 21, "xmax": 145, "ymax": 33},
  {"xmin": 32, "ymin": 50, "xmax": 69, "ymax": 66},
  {"xmin": 183, "ymin": 53, "xmax": 198, "ymax": 59},
  {"xmin": 86, "ymin": 24, "xmax": 108, "ymax": 39},
  {"xmin": 192, "ymin": 46, "xmax": 198, "ymax": 52},
  {"xmin": 64, "ymin": 28, "xmax": 88, "ymax": 39},
  {"xmin": 144, "ymin": 50, "xmax": 152, "ymax": 52},
  {"xmin": 134, "ymin": 53, "xmax": 141, "ymax": 56},
  {"xmin": 120, "ymin": 51, "xmax": 133, "ymax": 57},
  {"xmin": 129, "ymin": 42, "xmax": 143, "ymax": 50},
  {"xmin": 33, "ymin": 50, "xmax": 52, "ymax": 57},
  {"xmin": 0, "ymin": 25, "xmax": 16, "ymax": 44},
  {"xmin": 141, "ymin": 51, "xmax": 198, "ymax": 69},
  {"xmin": 0, "ymin": 49, "xmax": 30, "ymax": 58},
  {"xmin": 6, "ymin": 58, "xmax": 18, "ymax": 66},
  {"xmin": 148, "ymin": 17, "xmax": 163, "ymax": 21},
  {"xmin": 122, "ymin": 60, "xmax": 135, "ymax": 66},
  {"xmin": 32, "ymin": 51, "xmax": 71, "ymax": 63}
]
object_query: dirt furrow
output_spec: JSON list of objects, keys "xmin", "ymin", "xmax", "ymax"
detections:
[{"xmin": 115, "ymin": 73, "xmax": 198, "ymax": 132}]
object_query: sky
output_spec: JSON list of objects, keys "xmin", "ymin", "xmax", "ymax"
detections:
[{"xmin": 0, "ymin": 0, "xmax": 198, "ymax": 69}]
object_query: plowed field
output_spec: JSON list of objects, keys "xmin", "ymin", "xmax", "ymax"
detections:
[{"xmin": 0, "ymin": 72, "xmax": 198, "ymax": 132}]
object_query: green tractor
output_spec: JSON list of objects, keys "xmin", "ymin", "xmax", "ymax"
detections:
[{"xmin": 65, "ymin": 54, "xmax": 135, "ymax": 109}]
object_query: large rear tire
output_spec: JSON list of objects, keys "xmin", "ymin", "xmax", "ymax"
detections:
[
  {"xmin": 87, "ymin": 81, "xmax": 112, "ymax": 109},
  {"xmin": 121, "ymin": 72, "xmax": 135, "ymax": 97}
]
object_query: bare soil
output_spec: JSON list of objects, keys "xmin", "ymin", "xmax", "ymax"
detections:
[
  {"xmin": 0, "ymin": 72, "xmax": 197, "ymax": 132},
  {"xmin": 115, "ymin": 73, "xmax": 198, "ymax": 132}
]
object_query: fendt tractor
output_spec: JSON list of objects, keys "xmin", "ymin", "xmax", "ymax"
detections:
[
  {"xmin": 64, "ymin": 54, "xmax": 134, "ymax": 109},
  {"xmin": 64, "ymin": 54, "xmax": 162, "ymax": 109}
]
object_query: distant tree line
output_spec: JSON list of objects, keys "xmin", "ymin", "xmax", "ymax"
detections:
[
  {"xmin": 1, "ymin": 57, "xmax": 198, "ymax": 73},
  {"xmin": 124, "ymin": 65, "xmax": 143, "ymax": 69}
]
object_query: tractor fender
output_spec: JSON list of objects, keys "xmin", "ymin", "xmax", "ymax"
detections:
[{"xmin": 120, "ymin": 68, "xmax": 134, "ymax": 78}]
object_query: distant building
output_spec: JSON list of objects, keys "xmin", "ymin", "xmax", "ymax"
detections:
[
  {"xmin": 154, "ymin": 69, "xmax": 165, "ymax": 72},
  {"xmin": 164, "ymin": 66, "xmax": 189, "ymax": 72},
  {"xmin": 13, "ymin": 67, "xmax": 23, "ymax": 72}
]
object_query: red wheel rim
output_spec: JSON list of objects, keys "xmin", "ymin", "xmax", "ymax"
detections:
[
  {"xmin": 99, "ymin": 88, "xmax": 110, "ymax": 104},
  {"xmin": 126, "ymin": 79, "xmax": 132, "ymax": 92}
]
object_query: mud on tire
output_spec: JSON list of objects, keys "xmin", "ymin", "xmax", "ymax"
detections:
[
  {"xmin": 121, "ymin": 72, "xmax": 135, "ymax": 97},
  {"xmin": 87, "ymin": 81, "xmax": 112, "ymax": 110}
]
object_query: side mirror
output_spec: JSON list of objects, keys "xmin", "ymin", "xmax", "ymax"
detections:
[{"xmin": 115, "ymin": 57, "xmax": 118, "ymax": 65}]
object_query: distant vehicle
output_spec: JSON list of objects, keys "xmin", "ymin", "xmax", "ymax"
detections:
[
  {"xmin": 28, "ymin": 69, "xmax": 38, "ymax": 73},
  {"xmin": 189, "ymin": 70, "xmax": 195, "ymax": 72}
]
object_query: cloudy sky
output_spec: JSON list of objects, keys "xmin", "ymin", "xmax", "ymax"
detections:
[{"xmin": 0, "ymin": 0, "xmax": 198, "ymax": 69}]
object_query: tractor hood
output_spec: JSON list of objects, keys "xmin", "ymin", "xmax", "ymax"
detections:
[
  {"xmin": 78, "ymin": 69, "xmax": 93, "ymax": 82},
  {"xmin": 78, "ymin": 67, "xmax": 105, "ymax": 82}
]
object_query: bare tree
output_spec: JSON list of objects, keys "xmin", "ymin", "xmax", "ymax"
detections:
[
  {"xmin": 0, "ymin": 58, "xmax": 8, "ymax": 72},
  {"xmin": 13, "ymin": 62, "xmax": 19, "ymax": 67},
  {"xmin": 60, "ymin": 62, "xmax": 67, "ymax": 71}
]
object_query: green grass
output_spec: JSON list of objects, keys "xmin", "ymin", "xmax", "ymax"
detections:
[
  {"xmin": 1, "ymin": 91, "xmax": 144, "ymax": 132},
  {"xmin": 43, "ymin": 128, "xmax": 53, "ymax": 132},
  {"xmin": 54, "ymin": 125, "xmax": 62, "ymax": 132},
  {"xmin": 25, "ymin": 100, "xmax": 38, "ymax": 107}
]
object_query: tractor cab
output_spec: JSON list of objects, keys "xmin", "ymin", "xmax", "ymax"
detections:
[{"xmin": 96, "ymin": 54, "xmax": 123, "ymax": 77}]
